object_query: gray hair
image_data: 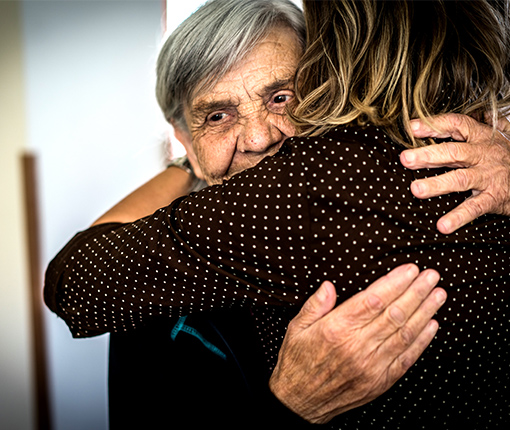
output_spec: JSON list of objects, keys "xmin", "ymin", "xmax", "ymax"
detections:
[{"xmin": 156, "ymin": 0, "xmax": 305, "ymax": 132}]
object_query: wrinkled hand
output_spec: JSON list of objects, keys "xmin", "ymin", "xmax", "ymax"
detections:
[
  {"xmin": 269, "ymin": 264, "xmax": 446, "ymax": 424},
  {"xmin": 400, "ymin": 113, "xmax": 510, "ymax": 234}
]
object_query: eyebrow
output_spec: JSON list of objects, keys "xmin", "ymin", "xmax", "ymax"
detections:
[
  {"xmin": 258, "ymin": 77, "xmax": 294, "ymax": 97},
  {"xmin": 190, "ymin": 99, "xmax": 239, "ymax": 120}
]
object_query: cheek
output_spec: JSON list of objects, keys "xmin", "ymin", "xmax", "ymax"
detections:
[
  {"xmin": 277, "ymin": 115, "xmax": 296, "ymax": 137},
  {"xmin": 193, "ymin": 134, "xmax": 237, "ymax": 178}
]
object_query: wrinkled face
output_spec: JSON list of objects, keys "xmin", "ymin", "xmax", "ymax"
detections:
[{"xmin": 184, "ymin": 29, "xmax": 301, "ymax": 185}]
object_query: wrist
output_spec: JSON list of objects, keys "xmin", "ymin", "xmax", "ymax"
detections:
[
  {"xmin": 267, "ymin": 375, "xmax": 314, "ymax": 426},
  {"xmin": 167, "ymin": 155, "xmax": 193, "ymax": 175}
]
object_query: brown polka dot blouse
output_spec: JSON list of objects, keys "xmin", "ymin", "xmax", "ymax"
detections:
[{"xmin": 45, "ymin": 124, "xmax": 510, "ymax": 428}]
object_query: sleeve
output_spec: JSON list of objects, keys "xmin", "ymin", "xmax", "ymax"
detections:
[{"xmin": 43, "ymin": 144, "xmax": 313, "ymax": 338}]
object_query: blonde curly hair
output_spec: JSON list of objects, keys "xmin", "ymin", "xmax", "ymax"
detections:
[{"xmin": 292, "ymin": 0, "xmax": 510, "ymax": 148}]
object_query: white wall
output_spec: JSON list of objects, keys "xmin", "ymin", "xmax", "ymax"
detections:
[
  {"xmin": 0, "ymin": 2, "xmax": 36, "ymax": 429},
  {"xmin": 21, "ymin": 1, "xmax": 167, "ymax": 429}
]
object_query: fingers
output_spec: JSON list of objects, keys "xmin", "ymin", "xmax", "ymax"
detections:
[
  {"xmin": 339, "ymin": 263, "xmax": 421, "ymax": 324},
  {"xmin": 369, "ymin": 269, "xmax": 443, "ymax": 341},
  {"xmin": 291, "ymin": 264, "xmax": 435, "ymax": 337},
  {"xmin": 271, "ymin": 266, "xmax": 446, "ymax": 424},
  {"xmin": 388, "ymin": 285, "xmax": 445, "ymax": 354},
  {"xmin": 401, "ymin": 141, "xmax": 484, "ymax": 170},
  {"xmin": 391, "ymin": 320, "xmax": 440, "ymax": 374},
  {"xmin": 403, "ymin": 113, "xmax": 490, "ymax": 169},
  {"xmin": 386, "ymin": 270, "xmax": 441, "ymax": 330},
  {"xmin": 288, "ymin": 280, "xmax": 337, "ymax": 332},
  {"xmin": 377, "ymin": 271, "xmax": 446, "ymax": 371},
  {"xmin": 402, "ymin": 113, "xmax": 510, "ymax": 234},
  {"xmin": 435, "ymin": 192, "xmax": 494, "ymax": 234},
  {"xmin": 409, "ymin": 113, "xmax": 479, "ymax": 141},
  {"xmin": 411, "ymin": 170, "xmax": 501, "ymax": 234},
  {"xmin": 410, "ymin": 167, "xmax": 475, "ymax": 198}
]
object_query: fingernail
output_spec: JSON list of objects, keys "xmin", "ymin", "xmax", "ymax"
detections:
[
  {"xmin": 411, "ymin": 181, "xmax": 426, "ymax": 196},
  {"xmin": 410, "ymin": 121, "xmax": 420, "ymax": 132},
  {"xmin": 402, "ymin": 151, "xmax": 416, "ymax": 164},
  {"xmin": 426, "ymin": 320, "xmax": 440, "ymax": 335},
  {"xmin": 437, "ymin": 218, "xmax": 452, "ymax": 234},
  {"xmin": 425, "ymin": 269, "xmax": 440, "ymax": 285},
  {"xmin": 436, "ymin": 289, "xmax": 447, "ymax": 305},
  {"xmin": 405, "ymin": 263, "xmax": 418, "ymax": 274},
  {"xmin": 316, "ymin": 282, "xmax": 329, "ymax": 302}
]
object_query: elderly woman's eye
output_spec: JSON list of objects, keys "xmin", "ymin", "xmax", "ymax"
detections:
[
  {"xmin": 268, "ymin": 91, "xmax": 294, "ymax": 114},
  {"xmin": 274, "ymin": 94, "xmax": 291, "ymax": 104},
  {"xmin": 208, "ymin": 112, "xmax": 227, "ymax": 122}
]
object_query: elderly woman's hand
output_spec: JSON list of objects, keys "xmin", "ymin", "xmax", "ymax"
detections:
[
  {"xmin": 269, "ymin": 264, "xmax": 446, "ymax": 424},
  {"xmin": 400, "ymin": 113, "xmax": 510, "ymax": 234}
]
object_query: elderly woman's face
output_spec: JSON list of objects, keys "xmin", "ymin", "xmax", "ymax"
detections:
[{"xmin": 184, "ymin": 29, "xmax": 301, "ymax": 185}]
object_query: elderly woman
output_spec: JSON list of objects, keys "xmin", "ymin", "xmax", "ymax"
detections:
[{"xmin": 46, "ymin": 0, "xmax": 510, "ymax": 427}]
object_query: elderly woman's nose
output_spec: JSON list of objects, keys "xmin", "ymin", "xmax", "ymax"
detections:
[{"xmin": 238, "ymin": 116, "xmax": 279, "ymax": 153}]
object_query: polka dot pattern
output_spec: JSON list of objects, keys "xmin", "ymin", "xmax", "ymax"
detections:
[{"xmin": 45, "ymin": 124, "xmax": 510, "ymax": 427}]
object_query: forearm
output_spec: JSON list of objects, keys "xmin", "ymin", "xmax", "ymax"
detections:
[
  {"xmin": 92, "ymin": 166, "xmax": 195, "ymax": 226},
  {"xmin": 43, "ymin": 197, "xmax": 302, "ymax": 337}
]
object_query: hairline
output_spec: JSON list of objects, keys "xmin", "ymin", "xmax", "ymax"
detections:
[{"xmin": 156, "ymin": 0, "xmax": 306, "ymax": 134}]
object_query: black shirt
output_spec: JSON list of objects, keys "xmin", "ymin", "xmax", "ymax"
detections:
[{"xmin": 45, "ymin": 124, "xmax": 510, "ymax": 427}]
